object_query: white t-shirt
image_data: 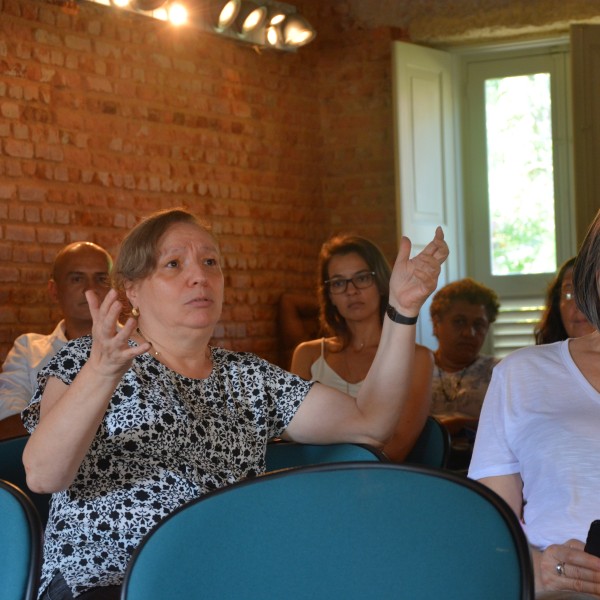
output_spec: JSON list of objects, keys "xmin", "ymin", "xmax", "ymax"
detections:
[{"xmin": 469, "ymin": 340, "xmax": 600, "ymax": 550}]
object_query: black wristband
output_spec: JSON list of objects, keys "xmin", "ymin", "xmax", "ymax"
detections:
[{"xmin": 386, "ymin": 303, "xmax": 418, "ymax": 325}]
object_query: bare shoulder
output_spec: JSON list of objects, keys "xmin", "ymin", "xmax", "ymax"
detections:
[
  {"xmin": 415, "ymin": 343, "xmax": 434, "ymax": 363},
  {"xmin": 290, "ymin": 338, "xmax": 324, "ymax": 378},
  {"xmin": 293, "ymin": 338, "xmax": 323, "ymax": 357}
]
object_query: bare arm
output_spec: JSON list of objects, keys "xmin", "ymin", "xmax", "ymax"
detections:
[
  {"xmin": 478, "ymin": 473, "xmax": 524, "ymax": 517},
  {"xmin": 283, "ymin": 228, "xmax": 448, "ymax": 446},
  {"xmin": 23, "ymin": 290, "xmax": 150, "ymax": 494},
  {"xmin": 479, "ymin": 474, "xmax": 600, "ymax": 594},
  {"xmin": 383, "ymin": 344, "xmax": 433, "ymax": 462}
]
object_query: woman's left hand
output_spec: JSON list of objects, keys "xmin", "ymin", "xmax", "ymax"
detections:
[
  {"xmin": 389, "ymin": 226, "xmax": 449, "ymax": 317},
  {"xmin": 536, "ymin": 539, "xmax": 600, "ymax": 595}
]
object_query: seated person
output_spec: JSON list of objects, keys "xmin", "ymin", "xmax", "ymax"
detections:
[
  {"xmin": 469, "ymin": 210, "xmax": 600, "ymax": 597},
  {"xmin": 22, "ymin": 208, "xmax": 448, "ymax": 599},
  {"xmin": 290, "ymin": 234, "xmax": 434, "ymax": 463},
  {"xmin": 0, "ymin": 241, "xmax": 112, "ymax": 439},
  {"xmin": 534, "ymin": 256, "xmax": 595, "ymax": 344},
  {"xmin": 429, "ymin": 278, "xmax": 500, "ymax": 468}
]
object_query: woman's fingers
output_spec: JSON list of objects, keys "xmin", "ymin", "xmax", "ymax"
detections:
[
  {"xmin": 542, "ymin": 541, "xmax": 600, "ymax": 594},
  {"xmin": 389, "ymin": 229, "xmax": 448, "ymax": 315}
]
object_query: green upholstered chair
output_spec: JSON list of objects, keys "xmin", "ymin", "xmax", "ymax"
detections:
[
  {"xmin": 404, "ymin": 415, "xmax": 451, "ymax": 469},
  {"xmin": 265, "ymin": 440, "xmax": 386, "ymax": 471},
  {"xmin": 0, "ymin": 479, "xmax": 43, "ymax": 600},
  {"xmin": 122, "ymin": 463, "xmax": 534, "ymax": 600},
  {"xmin": 0, "ymin": 435, "xmax": 51, "ymax": 525}
]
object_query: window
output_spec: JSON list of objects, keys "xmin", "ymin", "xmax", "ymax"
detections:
[
  {"xmin": 461, "ymin": 43, "xmax": 575, "ymax": 355},
  {"xmin": 485, "ymin": 72, "xmax": 556, "ymax": 276}
]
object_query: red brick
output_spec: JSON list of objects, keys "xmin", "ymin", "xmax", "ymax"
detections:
[
  {"xmin": 1, "ymin": 102, "xmax": 20, "ymax": 119},
  {"xmin": 19, "ymin": 186, "xmax": 46, "ymax": 202}
]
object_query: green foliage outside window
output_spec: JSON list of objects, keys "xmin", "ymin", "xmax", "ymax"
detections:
[{"xmin": 485, "ymin": 73, "xmax": 557, "ymax": 276}]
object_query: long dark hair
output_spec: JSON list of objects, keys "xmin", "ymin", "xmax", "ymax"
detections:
[
  {"xmin": 534, "ymin": 257, "xmax": 576, "ymax": 344},
  {"xmin": 573, "ymin": 209, "xmax": 600, "ymax": 331}
]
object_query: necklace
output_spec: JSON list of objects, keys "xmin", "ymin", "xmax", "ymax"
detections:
[
  {"xmin": 351, "ymin": 341, "xmax": 365, "ymax": 352},
  {"xmin": 437, "ymin": 365, "xmax": 468, "ymax": 406},
  {"xmin": 136, "ymin": 327, "xmax": 160, "ymax": 357}
]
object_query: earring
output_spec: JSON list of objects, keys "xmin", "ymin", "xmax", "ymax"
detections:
[{"xmin": 131, "ymin": 307, "xmax": 140, "ymax": 318}]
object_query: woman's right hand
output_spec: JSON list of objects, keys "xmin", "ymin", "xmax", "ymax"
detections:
[
  {"xmin": 535, "ymin": 540, "xmax": 600, "ymax": 596},
  {"xmin": 86, "ymin": 289, "xmax": 150, "ymax": 378},
  {"xmin": 24, "ymin": 290, "xmax": 153, "ymax": 494}
]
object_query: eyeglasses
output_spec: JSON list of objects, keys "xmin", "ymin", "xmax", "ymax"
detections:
[{"xmin": 325, "ymin": 271, "xmax": 376, "ymax": 295}]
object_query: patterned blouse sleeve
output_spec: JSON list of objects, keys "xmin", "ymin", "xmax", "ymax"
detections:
[
  {"xmin": 22, "ymin": 337, "xmax": 92, "ymax": 434},
  {"xmin": 258, "ymin": 357, "xmax": 313, "ymax": 439}
]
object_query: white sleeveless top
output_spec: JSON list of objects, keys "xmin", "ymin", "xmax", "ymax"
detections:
[{"xmin": 309, "ymin": 338, "xmax": 363, "ymax": 397}]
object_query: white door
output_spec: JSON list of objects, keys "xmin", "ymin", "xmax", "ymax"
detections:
[{"xmin": 392, "ymin": 41, "xmax": 462, "ymax": 350}]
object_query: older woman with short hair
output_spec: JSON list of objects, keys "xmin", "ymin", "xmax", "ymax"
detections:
[
  {"xmin": 429, "ymin": 278, "xmax": 500, "ymax": 433},
  {"xmin": 22, "ymin": 208, "xmax": 448, "ymax": 599}
]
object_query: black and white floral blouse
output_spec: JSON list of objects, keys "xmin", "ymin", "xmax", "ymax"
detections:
[{"xmin": 23, "ymin": 336, "xmax": 311, "ymax": 598}]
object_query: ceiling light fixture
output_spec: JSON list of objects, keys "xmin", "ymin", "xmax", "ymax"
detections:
[
  {"xmin": 132, "ymin": 0, "xmax": 167, "ymax": 10},
  {"xmin": 237, "ymin": 2, "xmax": 267, "ymax": 35},
  {"xmin": 84, "ymin": 0, "xmax": 316, "ymax": 52},
  {"xmin": 167, "ymin": 2, "xmax": 188, "ymax": 25},
  {"xmin": 215, "ymin": 0, "xmax": 241, "ymax": 31},
  {"xmin": 212, "ymin": 0, "xmax": 316, "ymax": 51},
  {"xmin": 267, "ymin": 6, "xmax": 286, "ymax": 26},
  {"xmin": 282, "ymin": 13, "xmax": 316, "ymax": 47}
]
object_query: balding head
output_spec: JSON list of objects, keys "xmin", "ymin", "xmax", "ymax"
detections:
[
  {"xmin": 49, "ymin": 242, "xmax": 113, "ymax": 340},
  {"xmin": 51, "ymin": 242, "xmax": 113, "ymax": 282}
]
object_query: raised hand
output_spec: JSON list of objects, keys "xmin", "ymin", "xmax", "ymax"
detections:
[
  {"xmin": 86, "ymin": 289, "xmax": 151, "ymax": 378},
  {"xmin": 389, "ymin": 227, "xmax": 449, "ymax": 317}
]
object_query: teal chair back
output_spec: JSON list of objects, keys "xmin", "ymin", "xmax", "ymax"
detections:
[
  {"xmin": 265, "ymin": 440, "xmax": 385, "ymax": 471},
  {"xmin": 122, "ymin": 463, "xmax": 534, "ymax": 600},
  {"xmin": 0, "ymin": 479, "xmax": 43, "ymax": 600},
  {"xmin": 405, "ymin": 415, "xmax": 451, "ymax": 468},
  {"xmin": 0, "ymin": 435, "xmax": 51, "ymax": 525}
]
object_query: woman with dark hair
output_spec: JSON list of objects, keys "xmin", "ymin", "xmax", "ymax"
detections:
[
  {"xmin": 534, "ymin": 257, "xmax": 594, "ymax": 345},
  {"xmin": 290, "ymin": 234, "xmax": 434, "ymax": 462},
  {"xmin": 469, "ymin": 208, "xmax": 600, "ymax": 598},
  {"xmin": 22, "ymin": 209, "xmax": 447, "ymax": 599}
]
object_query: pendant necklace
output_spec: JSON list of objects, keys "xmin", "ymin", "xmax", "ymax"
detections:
[
  {"xmin": 437, "ymin": 364, "xmax": 468, "ymax": 406},
  {"xmin": 136, "ymin": 327, "xmax": 160, "ymax": 357}
]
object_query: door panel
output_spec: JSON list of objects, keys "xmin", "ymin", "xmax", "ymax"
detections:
[{"xmin": 392, "ymin": 41, "xmax": 461, "ymax": 350}]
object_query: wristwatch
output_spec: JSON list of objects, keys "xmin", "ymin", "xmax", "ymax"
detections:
[{"xmin": 386, "ymin": 303, "xmax": 418, "ymax": 325}]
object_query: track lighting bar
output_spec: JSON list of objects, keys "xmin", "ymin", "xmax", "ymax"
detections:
[{"xmin": 85, "ymin": 0, "xmax": 316, "ymax": 51}]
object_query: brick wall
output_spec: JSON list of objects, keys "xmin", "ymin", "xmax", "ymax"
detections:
[
  {"xmin": 315, "ymin": 27, "xmax": 397, "ymax": 261},
  {"xmin": 0, "ymin": 0, "xmax": 398, "ymax": 366}
]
